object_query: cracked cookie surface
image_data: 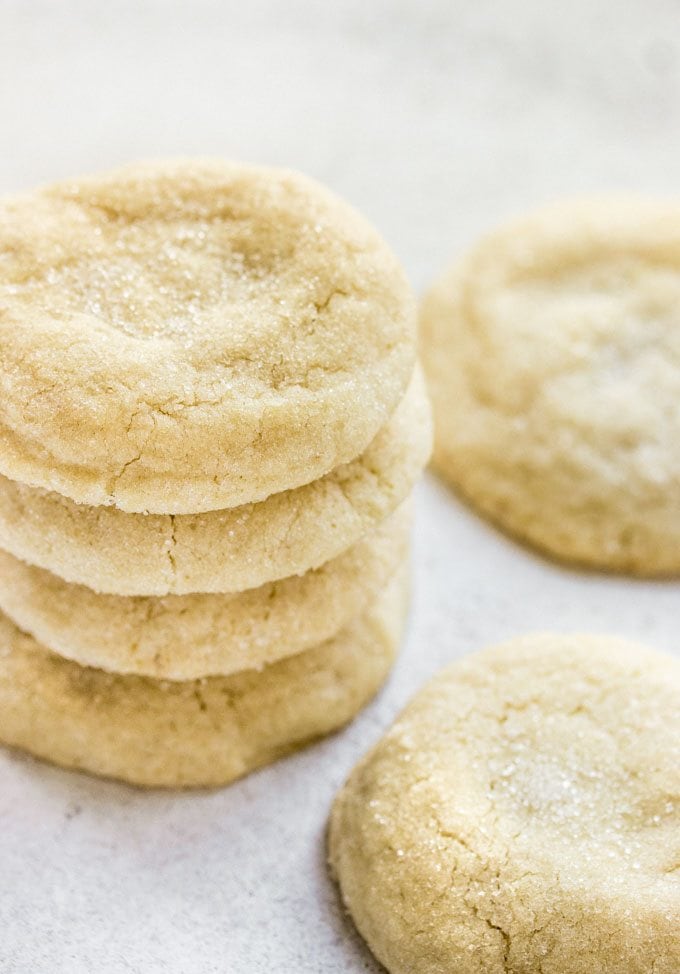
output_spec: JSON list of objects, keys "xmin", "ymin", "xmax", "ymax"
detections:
[
  {"xmin": 329, "ymin": 632, "xmax": 680, "ymax": 974},
  {"xmin": 421, "ymin": 199, "xmax": 680, "ymax": 574},
  {"xmin": 0, "ymin": 504, "xmax": 409, "ymax": 679},
  {"xmin": 0, "ymin": 369, "xmax": 430, "ymax": 595},
  {"xmin": 0, "ymin": 158, "xmax": 415, "ymax": 513},
  {"xmin": 0, "ymin": 567, "xmax": 407, "ymax": 788}
]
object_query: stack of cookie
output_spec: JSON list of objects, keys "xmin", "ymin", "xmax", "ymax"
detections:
[{"xmin": 0, "ymin": 160, "xmax": 431, "ymax": 787}]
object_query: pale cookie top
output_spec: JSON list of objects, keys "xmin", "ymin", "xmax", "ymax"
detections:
[
  {"xmin": 330, "ymin": 633, "xmax": 680, "ymax": 974},
  {"xmin": 0, "ymin": 159, "xmax": 415, "ymax": 513},
  {"xmin": 421, "ymin": 198, "xmax": 680, "ymax": 575}
]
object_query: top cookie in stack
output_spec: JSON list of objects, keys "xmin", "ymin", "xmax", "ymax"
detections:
[
  {"xmin": 0, "ymin": 159, "xmax": 415, "ymax": 513},
  {"xmin": 0, "ymin": 160, "xmax": 430, "ymax": 787}
]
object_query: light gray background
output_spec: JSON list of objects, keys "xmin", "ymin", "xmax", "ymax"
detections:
[{"xmin": 1, "ymin": 2, "xmax": 679, "ymax": 971}]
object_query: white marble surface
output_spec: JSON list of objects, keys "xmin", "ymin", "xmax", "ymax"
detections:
[{"xmin": 1, "ymin": 2, "xmax": 679, "ymax": 971}]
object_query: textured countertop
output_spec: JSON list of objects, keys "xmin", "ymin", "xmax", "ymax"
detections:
[{"xmin": 1, "ymin": 2, "xmax": 679, "ymax": 971}]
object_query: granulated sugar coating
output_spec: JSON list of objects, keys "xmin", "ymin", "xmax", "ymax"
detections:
[
  {"xmin": 329, "ymin": 633, "xmax": 680, "ymax": 974},
  {"xmin": 0, "ymin": 159, "xmax": 415, "ymax": 513}
]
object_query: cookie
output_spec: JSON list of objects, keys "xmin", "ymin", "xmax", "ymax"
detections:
[
  {"xmin": 0, "ymin": 159, "xmax": 415, "ymax": 514},
  {"xmin": 329, "ymin": 632, "xmax": 680, "ymax": 974},
  {"xmin": 421, "ymin": 199, "xmax": 680, "ymax": 574},
  {"xmin": 0, "ymin": 567, "xmax": 407, "ymax": 788},
  {"xmin": 0, "ymin": 503, "xmax": 410, "ymax": 679},
  {"xmin": 0, "ymin": 369, "xmax": 430, "ymax": 595}
]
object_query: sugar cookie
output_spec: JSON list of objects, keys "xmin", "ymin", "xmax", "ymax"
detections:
[
  {"xmin": 421, "ymin": 199, "xmax": 680, "ymax": 574},
  {"xmin": 0, "ymin": 159, "xmax": 415, "ymax": 513},
  {"xmin": 330, "ymin": 632, "xmax": 680, "ymax": 974}
]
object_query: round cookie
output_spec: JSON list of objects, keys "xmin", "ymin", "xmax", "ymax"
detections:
[
  {"xmin": 421, "ymin": 199, "xmax": 680, "ymax": 575},
  {"xmin": 0, "ymin": 504, "xmax": 410, "ymax": 679},
  {"xmin": 0, "ymin": 369, "xmax": 430, "ymax": 595},
  {"xmin": 0, "ymin": 568, "xmax": 407, "ymax": 789},
  {"xmin": 329, "ymin": 633, "xmax": 680, "ymax": 974},
  {"xmin": 0, "ymin": 158, "xmax": 415, "ymax": 514}
]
